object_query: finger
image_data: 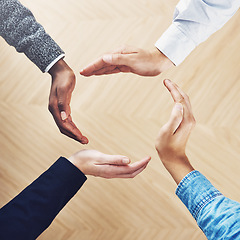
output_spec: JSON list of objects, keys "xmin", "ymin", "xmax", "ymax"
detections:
[
  {"xmin": 97, "ymin": 154, "xmax": 131, "ymax": 165},
  {"xmin": 80, "ymin": 57, "xmax": 107, "ymax": 76},
  {"xmin": 80, "ymin": 46, "xmax": 138, "ymax": 76},
  {"xmin": 60, "ymin": 119, "xmax": 89, "ymax": 144},
  {"xmin": 122, "ymin": 156, "xmax": 151, "ymax": 174},
  {"xmin": 102, "ymin": 68, "xmax": 121, "ymax": 75},
  {"xmin": 118, "ymin": 65, "xmax": 131, "ymax": 73},
  {"xmin": 67, "ymin": 115, "xmax": 89, "ymax": 144},
  {"xmin": 116, "ymin": 164, "xmax": 148, "ymax": 178},
  {"xmin": 163, "ymin": 79, "xmax": 184, "ymax": 103},
  {"xmin": 49, "ymin": 103, "xmax": 88, "ymax": 144},
  {"xmin": 92, "ymin": 65, "xmax": 118, "ymax": 75},
  {"xmin": 112, "ymin": 45, "xmax": 139, "ymax": 54},
  {"xmin": 57, "ymin": 88, "xmax": 73, "ymax": 122},
  {"xmin": 171, "ymin": 82, "xmax": 192, "ymax": 111},
  {"xmin": 102, "ymin": 53, "xmax": 134, "ymax": 67},
  {"xmin": 92, "ymin": 66, "xmax": 129, "ymax": 75},
  {"xmin": 102, "ymin": 156, "xmax": 151, "ymax": 177},
  {"xmin": 164, "ymin": 103, "xmax": 183, "ymax": 134},
  {"xmin": 169, "ymin": 81, "xmax": 195, "ymax": 124},
  {"xmin": 167, "ymin": 83, "xmax": 196, "ymax": 136},
  {"xmin": 92, "ymin": 68, "xmax": 121, "ymax": 75}
]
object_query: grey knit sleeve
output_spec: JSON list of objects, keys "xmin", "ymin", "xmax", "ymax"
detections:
[{"xmin": 0, "ymin": 0, "xmax": 65, "ymax": 72}]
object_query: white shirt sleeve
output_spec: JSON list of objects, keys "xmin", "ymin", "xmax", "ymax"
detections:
[
  {"xmin": 44, "ymin": 53, "xmax": 65, "ymax": 73},
  {"xmin": 155, "ymin": 0, "xmax": 240, "ymax": 66}
]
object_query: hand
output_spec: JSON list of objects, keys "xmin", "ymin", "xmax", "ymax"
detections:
[
  {"xmin": 80, "ymin": 45, "xmax": 174, "ymax": 77},
  {"xmin": 68, "ymin": 149, "xmax": 151, "ymax": 178},
  {"xmin": 155, "ymin": 79, "xmax": 195, "ymax": 184},
  {"xmin": 48, "ymin": 59, "xmax": 88, "ymax": 144}
]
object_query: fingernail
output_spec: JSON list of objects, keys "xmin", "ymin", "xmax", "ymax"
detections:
[
  {"xmin": 61, "ymin": 111, "xmax": 67, "ymax": 121},
  {"xmin": 122, "ymin": 157, "xmax": 130, "ymax": 164},
  {"xmin": 103, "ymin": 55, "xmax": 112, "ymax": 62},
  {"xmin": 165, "ymin": 79, "xmax": 171, "ymax": 84},
  {"xmin": 81, "ymin": 138, "xmax": 89, "ymax": 144}
]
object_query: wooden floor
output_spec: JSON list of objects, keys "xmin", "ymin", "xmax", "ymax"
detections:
[{"xmin": 1, "ymin": 0, "xmax": 240, "ymax": 239}]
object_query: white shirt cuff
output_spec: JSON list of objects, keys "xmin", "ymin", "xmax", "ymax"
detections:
[
  {"xmin": 44, "ymin": 53, "xmax": 65, "ymax": 73},
  {"xmin": 155, "ymin": 23, "xmax": 196, "ymax": 66}
]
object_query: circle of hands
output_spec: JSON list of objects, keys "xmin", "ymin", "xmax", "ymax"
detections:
[{"xmin": 48, "ymin": 45, "xmax": 195, "ymax": 179}]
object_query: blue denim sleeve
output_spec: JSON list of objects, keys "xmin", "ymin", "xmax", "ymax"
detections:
[{"xmin": 176, "ymin": 170, "xmax": 240, "ymax": 239}]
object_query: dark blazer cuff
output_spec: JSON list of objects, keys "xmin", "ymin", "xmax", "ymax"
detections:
[{"xmin": 51, "ymin": 157, "xmax": 87, "ymax": 186}]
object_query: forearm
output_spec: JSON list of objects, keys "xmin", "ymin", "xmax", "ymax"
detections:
[
  {"xmin": 176, "ymin": 171, "xmax": 240, "ymax": 239},
  {"xmin": 155, "ymin": 0, "xmax": 240, "ymax": 65},
  {"xmin": 0, "ymin": 157, "xmax": 87, "ymax": 240},
  {"xmin": 159, "ymin": 154, "xmax": 194, "ymax": 185},
  {"xmin": 0, "ymin": 0, "xmax": 65, "ymax": 72}
]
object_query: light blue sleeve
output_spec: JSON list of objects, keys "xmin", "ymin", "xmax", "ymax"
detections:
[
  {"xmin": 176, "ymin": 170, "xmax": 240, "ymax": 239},
  {"xmin": 155, "ymin": 0, "xmax": 240, "ymax": 65}
]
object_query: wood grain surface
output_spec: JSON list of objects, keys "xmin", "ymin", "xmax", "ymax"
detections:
[{"xmin": 1, "ymin": 0, "xmax": 240, "ymax": 239}]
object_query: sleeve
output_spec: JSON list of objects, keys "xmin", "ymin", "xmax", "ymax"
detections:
[
  {"xmin": 155, "ymin": 0, "xmax": 240, "ymax": 66},
  {"xmin": 176, "ymin": 170, "xmax": 240, "ymax": 239},
  {"xmin": 0, "ymin": 0, "xmax": 65, "ymax": 72},
  {"xmin": 0, "ymin": 157, "xmax": 87, "ymax": 240}
]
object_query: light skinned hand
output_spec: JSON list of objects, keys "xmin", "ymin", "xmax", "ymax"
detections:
[
  {"xmin": 68, "ymin": 149, "xmax": 151, "ymax": 178},
  {"xmin": 155, "ymin": 79, "xmax": 195, "ymax": 184},
  {"xmin": 48, "ymin": 59, "xmax": 88, "ymax": 144},
  {"xmin": 80, "ymin": 45, "xmax": 174, "ymax": 77}
]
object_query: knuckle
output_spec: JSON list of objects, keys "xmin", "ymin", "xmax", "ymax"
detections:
[
  {"xmin": 48, "ymin": 103, "xmax": 54, "ymax": 113},
  {"xmin": 93, "ymin": 62, "xmax": 99, "ymax": 69},
  {"xmin": 186, "ymin": 116, "xmax": 196, "ymax": 128},
  {"xmin": 176, "ymin": 96, "xmax": 184, "ymax": 103},
  {"xmin": 104, "ymin": 176, "xmax": 111, "ymax": 179},
  {"xmin": 160, "ymin": 126, "xmax": 169, "ymax": 136},
  {"xmin": 120, "ymin": 44, "xmax": 127, "ymax": 51},
  {"xmin": 191, "ymin": 117, "xmax": 196, "ymax": 127},
  {"xmin": 58, "ymin": 101, "xmax": 64, "ymax": 109},
  {"xmin": 115, "ymin": 54, "xmax": 121, "ymax": 62},
  {"xmin": 186, "ymin": 118, "xmax": 192, "ymax": 126},
  {"xmin": 59, "ymin": 129, "xmax": 65, "ymax": 134},
  {"xmin": 155, "ymin": 139, "xmax": 160, "ymax": 150},
  {"xmin": 59, "ymin": 82, "xmax": 69, "ymax": 91},
  {"xmin": 129, "ymin": 173, "xmax": 135, "ymax": 178},
  {"xmin": 59, "ymin": 76, "xmax": 75, "ymax": 90}
]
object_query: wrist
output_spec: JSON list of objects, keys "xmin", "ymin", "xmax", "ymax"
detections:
[
  {"xmin": 151, "ymin": 48, "xmax": 174, "ymax": 72},
  {"xmin": 68, "ymin": 155, "xmax": 86, "ymax": 174},
  {"xmin": 48, "ymin": 59, "xmax": 73, "ymax": 78},
  {"xmin": 160, "ymin": 154, "xmax": 194, "ymax": 184}
]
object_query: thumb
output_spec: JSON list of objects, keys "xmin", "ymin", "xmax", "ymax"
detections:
[
  {"xmin": 101, "ymin": 154, "xmax": 131, "ymax": 165},
  {"xmin": 103, "ymin": 53, "xmax": 132, "ymax": 66},
  {"xmin": 58, "ymin": 96, "xmax": 71, "ymax": 121},
  {"xmin": 166, "ymin": 103, "xmax": 183, "ymax": 134},
  {"xmin": 57, "ymin": 89, "xmax": 72, "ymax": 121}
]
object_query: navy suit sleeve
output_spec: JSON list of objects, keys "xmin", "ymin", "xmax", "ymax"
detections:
[{"xmin": 0, "ymin": 157, "xmax": 87, "ymax": 240}]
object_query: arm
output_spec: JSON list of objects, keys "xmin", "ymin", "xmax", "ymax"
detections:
[
  {"xmin": 0, "ymin": 157, "xmax": 86, "ymax": 240},
  {"xmin": 81, "ymin": 0, "xmax": 240, "ymax": 77},
  {"xmin": 0, "ymin": 0, "xmax": 88, "ymax": 144},
  {"xmin": 155, "ymin": 79, "xmax": 240, "ymax": 239},
  {"xmin": 0, "ymin": 0, "xmax": 64, "ymax": 72},
  {"xmin": 176, "ymin": 171, "xmax": 240, "ymax": 239},
  {"xmin": 0, "ymin": 150, "xmax": 150, "ymax": 240},
  {"xmin": 80, "ymin": 45, "xmax": 174, "ymax": 77},
  {"xmin": 155, "ymin": 0, "xmax": 240, "ymax": 65}
]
